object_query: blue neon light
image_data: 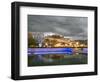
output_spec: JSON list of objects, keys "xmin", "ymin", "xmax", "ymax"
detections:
[
  {"xmin": 28, "ymin": 48, "xmax": 73, "ymax": 55},
  {"xmin": 28, "ymin": 48, "xmax": 87, "ymax": 56}
]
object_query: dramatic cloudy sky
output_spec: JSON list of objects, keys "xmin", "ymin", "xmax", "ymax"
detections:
[{"xmin": 28, "ymin": 15, "xmax": 88, "ymax": 40}]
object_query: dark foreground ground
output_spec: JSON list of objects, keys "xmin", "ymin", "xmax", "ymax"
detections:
[{"xmin": 28, "ymin": 54, "xmax": 87, "ymax": 67}]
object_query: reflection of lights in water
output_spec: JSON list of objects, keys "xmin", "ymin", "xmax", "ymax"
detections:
[
  {"xmin": 47, "ymin": 59, "xmax": 53, "ymax": 62},
  {"xmin": 38, "ymin": 55, "xmax": 53, "ymax": 62}
]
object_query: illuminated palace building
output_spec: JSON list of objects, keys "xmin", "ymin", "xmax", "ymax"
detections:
[
  {"xmin": 43, "ymin": 36, "xmax": 87, "ymax": 48},
  {"xmin": 28, "ymin": 32, "xmax": 87, "ymax": 48}
]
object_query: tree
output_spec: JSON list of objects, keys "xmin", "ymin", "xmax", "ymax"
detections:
[
  {"xmin": 33, "ymin": 32, "xmax": 44, "ymax": 47},
  {"xmin": 28, "ymin": 32, "xmax": 37, "ymax": 47},
  {"xmin": 28, "ymin": 37, "xmax": 37, "ymax": 47}
]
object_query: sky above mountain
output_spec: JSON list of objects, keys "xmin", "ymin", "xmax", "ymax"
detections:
[{"xmin": 28, "ymin": 15, "xmax": 87, "ymax": 40}]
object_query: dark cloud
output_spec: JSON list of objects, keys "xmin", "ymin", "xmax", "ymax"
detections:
[{"xmin": 28, "ymin": 15, "xmax": 87, "ymax": 40}]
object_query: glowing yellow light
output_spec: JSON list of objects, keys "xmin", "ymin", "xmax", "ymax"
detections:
[{"xmin": 76, "ymin": 42, "xmax": 79, "ymax": 45}]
